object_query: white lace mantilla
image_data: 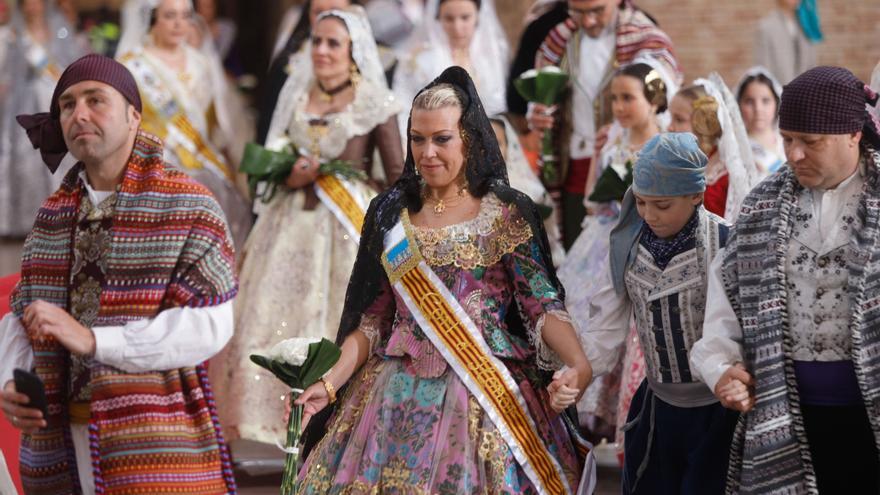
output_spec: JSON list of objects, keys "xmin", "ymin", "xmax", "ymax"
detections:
[
  {"xmin": 285, "ymin": 78, "xmax": 401, "ymax": 159},
  {"xmin": 265, "ymin": 7, "xmax": 401, "ymax": 157}
]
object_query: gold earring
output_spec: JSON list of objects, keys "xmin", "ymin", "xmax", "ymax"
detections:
[{"xmin": 350, "ymin": 63, "xmax": 361, "ymax": 88}]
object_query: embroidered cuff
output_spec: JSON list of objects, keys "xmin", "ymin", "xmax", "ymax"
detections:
[
  {"xmin": 532, "ymin": 309, "xmax": 568, "ymax": 371},
  {"xmin": 92, "ymin": 326, "xmax": 126, "ymax": 368}
]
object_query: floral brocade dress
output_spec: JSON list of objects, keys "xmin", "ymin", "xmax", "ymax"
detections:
[{"xmin": 300, "ymin": 193, "xmax": 582, "ymax": 494}]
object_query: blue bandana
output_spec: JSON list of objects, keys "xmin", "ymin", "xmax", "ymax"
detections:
[{"xmin": 609, "ymin": 133, "xmax": 708, "ymax": 293}]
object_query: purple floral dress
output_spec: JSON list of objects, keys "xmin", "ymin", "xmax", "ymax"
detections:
[{"xmin": 299, "ymin": 194, "xmax": 582, "ymax": 494}]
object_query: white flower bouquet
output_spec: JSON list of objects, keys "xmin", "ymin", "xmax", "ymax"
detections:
[
  {"xmin": 250, "ymin": 337, "xmax": 342, "ymax": 495},
  {"xmin": 514, "ymin": 66, "xmax": 570, "ymax": 186}
]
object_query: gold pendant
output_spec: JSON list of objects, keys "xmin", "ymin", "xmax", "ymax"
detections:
[{"xmin": 433, "ymin": 200, "xmax": 445, "ymax": 216}]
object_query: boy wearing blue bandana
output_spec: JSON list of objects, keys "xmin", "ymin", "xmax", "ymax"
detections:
[{"xmin": 582, "ymin": 133, "xmax": 738, "ymax": 494}]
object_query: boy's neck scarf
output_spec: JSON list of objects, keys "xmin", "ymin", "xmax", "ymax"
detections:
[{"xmin": 639, "ymin": 209, "xmax": 699, "ymax": 270}]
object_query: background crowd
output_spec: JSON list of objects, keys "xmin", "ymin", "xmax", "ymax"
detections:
[{"xmin": 0, "ymin": 0, "xmax": 879, "ymax": 493}]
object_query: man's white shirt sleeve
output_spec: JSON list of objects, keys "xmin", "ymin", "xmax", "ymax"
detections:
[
  {"xmin": 690, "ymin": 249, "xmax": 744, "ymax": 391},
  {"xmin": 0, "ymin": 301, "xmax": 234, "ymax": 384}
]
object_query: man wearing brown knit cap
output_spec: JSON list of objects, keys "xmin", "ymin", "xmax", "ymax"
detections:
[
  {"xmin": 0, "ymin": 54, "xmax": 238, "ymax": 494},
  {"xmin": 692, "ymin": 66, "xmax": 880, "ymax": 494}
]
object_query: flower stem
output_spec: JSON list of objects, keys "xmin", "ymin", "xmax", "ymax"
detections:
[{"xmin": 281, "ymin": 392, "xmax": 303, "ymax": 495}]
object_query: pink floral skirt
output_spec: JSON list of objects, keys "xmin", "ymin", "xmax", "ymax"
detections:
[{"xmin": 299, "ymin": 355, "xmax": 582, "ymax": 494}]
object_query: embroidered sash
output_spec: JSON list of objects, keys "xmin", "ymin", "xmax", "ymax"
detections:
[
  {"xmin": 381, "ymin": 212, "xmax": 573, "ymax": 495},
  {"xmin": 122, "ymin": 52, "xmax": 234, "ymax": 181},
  {"xmin": 314, "ymin": 174, "xmax": 367, "ymax": 243}
]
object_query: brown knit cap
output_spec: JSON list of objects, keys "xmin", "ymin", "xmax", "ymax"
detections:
[{"xmin": 16, "ymin": 54, "xmax": 143, "ymax": 172}]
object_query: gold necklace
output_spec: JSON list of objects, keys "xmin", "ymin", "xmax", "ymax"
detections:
[
  {"xmin": 307, "ymin": 118, "xmax": 330, "ymax": 161},
  {"xmin": 424, "ymin": 187, "xmax": 467, "ymax": 216}
]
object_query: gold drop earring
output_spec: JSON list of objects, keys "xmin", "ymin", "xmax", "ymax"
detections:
[{"xmin": 350, "ymin": 63, "xmax": 361, "ymax": 89}]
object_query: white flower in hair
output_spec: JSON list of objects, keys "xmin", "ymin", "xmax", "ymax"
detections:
[{"xmin": 268, "ymin": 337, "xmax": 322, "ymax": 366}]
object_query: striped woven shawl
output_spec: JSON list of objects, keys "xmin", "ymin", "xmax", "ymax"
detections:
[
  {"xmin": 10, "ymin": 132, "xmax": 238, "ymax": 494},
  {"xmin": 721, "ymin": 146, "xmax": 880, "ymax": 494},
  {"xmin": 535, "ymin": 4, "xmax": 680, "ymax": 76}
]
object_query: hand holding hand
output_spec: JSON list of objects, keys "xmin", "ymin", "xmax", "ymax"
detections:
[
  {"xmin": 714, "ymin": 363, "xmax": 755, "ymax": 413},
  {"xmin": 547, "ymin": 363, "xmax": 591, "ymax": 413}
]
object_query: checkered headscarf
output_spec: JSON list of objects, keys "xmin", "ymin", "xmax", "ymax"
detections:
[{"xmin": 779, "ymin": 66, "xmax": 880, "ymax": 148}]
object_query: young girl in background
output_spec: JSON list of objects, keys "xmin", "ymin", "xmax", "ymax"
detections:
[
  {"xmin": 667, "ymin": 75, "xmax": 756, "ymax": 220},
  {"xmin": 736, "ymin": 67, "xmax": 785, "ymax": 176}
]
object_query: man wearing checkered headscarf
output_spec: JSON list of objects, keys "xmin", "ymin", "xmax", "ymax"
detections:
[{"xmin": 691, "ymin": 66, "xmax": 880, "ymax": 494}]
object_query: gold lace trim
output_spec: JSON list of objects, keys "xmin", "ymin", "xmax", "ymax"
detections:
[
  {"xmin": 409, "ymin": 195, "xmax": 532, "ymax": 270},
  {"xmin": 78, "ymin": 190, "xmax": 117, "ymax": 222},
  {"xmin": 358, "ymin": 314, "xmax": 384, "ymax": 354}
]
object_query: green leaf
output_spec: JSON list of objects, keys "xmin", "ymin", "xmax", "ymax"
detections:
[
  {"xmin": 319, "ymin": 160, "xmax": 368, "ymax": 181},
  {"xmin": 269, "ymin": 360, "xmax": 303, "ymax": 390},
  {"xmin": 299, "ymin": 339, "xmax": 342, "ymax": 388},
  {"xmin": 239, "ymin": 142, "xmax": 299, "ymax": 203},
  {"xmin": 535, "ymin": 68, "xmax": 569, "ymax": 106},
  {"xmin": 588, "ymin": 162, "xmax": 633, "ymax": 203},
  {"xmin": 513, "ymin": 69, "xmax": 538, "ymax": 101},
  {"xmin": 249, "ymin": 354, "xmax": 273, "ymax": 373},
  {"xmin": 514, "ymin": 66, "xmax": 569, "ymax": 106},
  {"xmin": 252, "ymin": 354, "xmax": 305, "ymax": 389}
]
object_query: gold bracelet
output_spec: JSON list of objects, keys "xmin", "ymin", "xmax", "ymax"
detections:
[{"xmin": 320, "ymin": 377, "xmax": 337, "ymax": 404}]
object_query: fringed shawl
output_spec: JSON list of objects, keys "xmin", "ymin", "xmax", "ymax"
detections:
[
  {"xmin": 10, "ymin": 131, "xmax": 238, "ymax": 494},
  {"xmin": 721, "ymin": 147, "xmax": 880, "ymax": 494}
]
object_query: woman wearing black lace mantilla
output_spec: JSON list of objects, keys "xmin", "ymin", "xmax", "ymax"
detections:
[{"xmin": 294, "ymin": 67, "xmax": 593, "ymax": 494}]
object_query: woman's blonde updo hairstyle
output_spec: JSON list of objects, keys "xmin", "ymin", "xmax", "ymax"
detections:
[
  {"xmin": 411, "ymin": 83, "xmax": 463, "ymax": 112},
  {"xmin": 411, "ymin": 83, "xmax": 469, "ymax": 148}
]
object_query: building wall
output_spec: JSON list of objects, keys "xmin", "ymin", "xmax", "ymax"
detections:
[{"xmin": 498, "ymin": 0, "xmax": 880, "ymax": 86}]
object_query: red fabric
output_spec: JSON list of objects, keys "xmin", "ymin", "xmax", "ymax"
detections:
[
  {"xmin": 704, "ymin": 174, "xmax": 729, "ymax": 217},
  {"xmin": 0, "ymin": 272, "xmax": 23, "ymax": 494},
  {"xmin": 565, "ymin": 157, "xmax": 592, "ymax": 194}
]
